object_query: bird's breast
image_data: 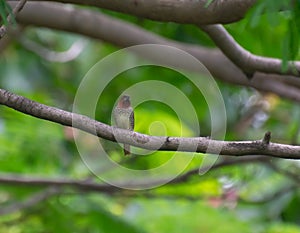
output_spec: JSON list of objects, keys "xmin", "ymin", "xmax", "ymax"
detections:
[{"xmin": 113, "ymin": 108, "xmax": 133, "ymax": 129}]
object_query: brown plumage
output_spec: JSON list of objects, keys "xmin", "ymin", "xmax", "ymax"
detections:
[{"xmin": 113, "ymin": 95, "xmax": 134, "ymax": 155}]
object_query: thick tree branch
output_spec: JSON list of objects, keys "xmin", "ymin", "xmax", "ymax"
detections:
[
  {"xmin": 7, "ymin": 2, "xmax": 300, "ymax": 102},
  {"xmin": 10, "ymin": 0, "xmax": 256, "ymax": 25},
  {"xmin": 11, "ymin": 2, "xmax": 299, "ymax": 77},
  {"xmin": 1, "ymin": 88, "xmax": 300, "ymax": 158}
]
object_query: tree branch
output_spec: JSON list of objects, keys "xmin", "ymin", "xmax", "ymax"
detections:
[
  {"xmin": 12, "ymin": 2, "xmax": 299, "ymax": 78},
  {"xmin": 0, "ymin": 164, "xmax": 296, "ymax": 214},
  {"xmin": 200, "ymin": 24, "xmax": 300, "ymax": 77},
  {"xmin": 9, "ymin": 0, "xmax": 256, "ymax": 25},
  {"xmin": 7, "ymin": 2, "xmax": 300, "ymax": 102},
  {"xmin": 0, "ymin": 174, "xmax": 121, "ymax": 192},
  {"xmin": 0, "ymin": 156, "xmax": 269, "ymax": 192},
  {"xmin": 19, "ymin": 36, "xmax": 87, "ymax": 62},
  {"xmin": 1, "ymin": 88, "xmax": 300, "ymax": 158}
]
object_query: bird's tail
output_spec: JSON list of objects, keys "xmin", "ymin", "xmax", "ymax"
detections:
[{"xmin": 124, "ymin": 144, "xmax": 130, "ymax": 156}]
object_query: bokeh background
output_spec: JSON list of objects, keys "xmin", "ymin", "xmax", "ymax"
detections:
[{"xmin": 1, "ymin": 1, "xmax": 300, "ymax": 232}]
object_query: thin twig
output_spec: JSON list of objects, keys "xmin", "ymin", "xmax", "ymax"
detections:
[
  {"xmin": 0, "ymin": 0, "xmax": 27, "ymax": 38},
  {"xmin": 169, "ymin": 156, "xmax": 270, "ymax": 184},
  {"xmin": 0, "ymin": 174, "xmax": 122, "ymax": 192},
  {"xmin": 0, "ymin": 156, "xmax": 269, "ymax": 191}
]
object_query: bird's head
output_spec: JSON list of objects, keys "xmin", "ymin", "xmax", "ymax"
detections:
[{"xmin": 118, "ymin": 95, "xmax": 131, "ymax": 108}]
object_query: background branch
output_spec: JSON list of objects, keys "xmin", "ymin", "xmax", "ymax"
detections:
[
  {"xmin": 0, "ymin": 156, "xmax": 270, "ymax": 191},
  {"xmin": 0, "ymin": 186, "xmax": 61, "ymax": 216},
  {"xmin": 0, "ymin": 0, "xmax": 299, "ymax": 230},
  {"xmin": 0, "ymin": 174, "xmax": 121, "ymax": 192},
  {"xmin": 266, "ymin": 161, "xmax": 300, "ymax": 183},
  {"xmin": 240, "ymin": 185, "xmax": 297, "ymax": 204},
  {"xmin": 19, "ymin": 36, "xmax": 87, "ymax": 62},
  {"xmin": 7, "ymin": 2, "xmax": 300, "ymax": 102},
  {"xmin": 200, "ymin": 24, "xmax": 300, "ymax": 76},
  {"xmin": 169, "ymin": 155, "xmax": 269, "ymax": 184}
]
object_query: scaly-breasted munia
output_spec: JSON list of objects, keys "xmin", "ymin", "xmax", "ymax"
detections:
[{"xmin": 113, "ymin": 95, "xmax": 134, "ymax": 155}]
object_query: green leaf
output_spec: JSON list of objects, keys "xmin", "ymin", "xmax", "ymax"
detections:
[
  {"xmin": 288, "ymin": 20, "xmax": 299, "ymax": 60},
  {"xmin": 249, "ymin": 1, "xmax": 266, "ymax": 27},
  {"xmin": 281, "ymin": 32, "xmax": 290, "ymax": 72},
  {"xmin": 4, "ymin": 1, "xmax": 16, "ymax": 25},
  {"xmin": 205, "ymin": 0, "xmax": 214, "ymax": 8},
  {"xmin": 0, "ymin": 0, "xmax": 8, "ymax": 25},
  {"xmin": 281, "ymin": 18, "xmax": 299, "ymax": 73},
  {"xmin": 0, "ymin": 0, "xmax": 17, "ymax": 26}
]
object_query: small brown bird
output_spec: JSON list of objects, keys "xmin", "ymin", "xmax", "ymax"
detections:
[{"xmin": 113, "ymin": 95, "xmax": 134, "ymax": 155}]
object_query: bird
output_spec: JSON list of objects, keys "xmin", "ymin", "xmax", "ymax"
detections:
[{"xmin": 113, "ymin": 95, "xmax": 134, "ymax": 155}]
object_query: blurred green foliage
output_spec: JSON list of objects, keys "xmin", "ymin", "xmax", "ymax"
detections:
[{"xmin": 0, "ymin": 1, "xmax": 300, "ymax": 232}]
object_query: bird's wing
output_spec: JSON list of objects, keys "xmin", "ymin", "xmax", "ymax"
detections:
[{"xmin": 130, "ymin": 109, "xmax": 134, "ymax": 130}]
